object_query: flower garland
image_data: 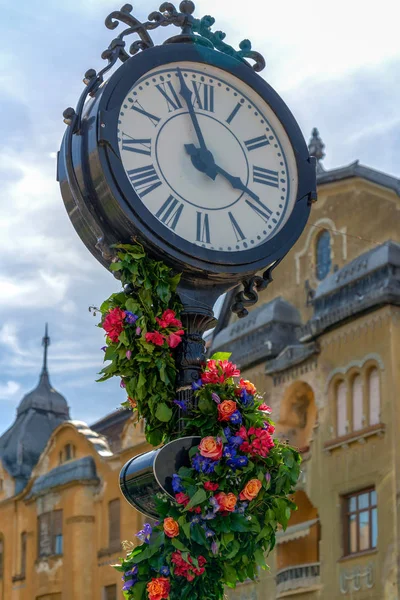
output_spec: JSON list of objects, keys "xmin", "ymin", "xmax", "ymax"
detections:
[
  {"xmin": 98, "ymin": 243, "xmax": 184, "ymax": 445},
  {"xmin": 115, "ymin": 359, "xmax": 301, "ymax": 600}
]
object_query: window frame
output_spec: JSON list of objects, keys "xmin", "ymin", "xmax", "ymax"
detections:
[
  {"xmin": 104, "ymin": 584, "xmax": 117, "ymax": 600},
  {"xmin": 108, "ymin": 498, "xmax": 121, "ymax": 550},
  {"xmin": 37, "ymin": 509, "xmax": 63, "ymax": 558},
  {"xmin": 342, "ymin": 487, "xmax": 377, "ymax": 557},
  {"xmin": 315, "ymin": 229, "xmax": 332, "ymax": 281}
]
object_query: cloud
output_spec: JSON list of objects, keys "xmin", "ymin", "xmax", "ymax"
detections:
[{"xmin": 0, "ymin": 381, "xmax": 21, "ymax": 401}]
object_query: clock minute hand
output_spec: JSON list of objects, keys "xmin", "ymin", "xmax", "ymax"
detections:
[{"xmin": 176, "ymin": 68, "xmax": 210, "ymax": 157}]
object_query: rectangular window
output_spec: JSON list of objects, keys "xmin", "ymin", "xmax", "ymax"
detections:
[
  {"xmin": 108, "ymin": 499, "xmax": 120, "ymax": 549},
  {"xmin": 343, "ymin": 488, "xmax": 377, "ymax": 555},
  {"xmin": 38, "ymin": 510, "xmax": 63, "ymax": 558},
  {"xmin": 104, "ymin": 584, "xmax": 117, "ymax": 600}
]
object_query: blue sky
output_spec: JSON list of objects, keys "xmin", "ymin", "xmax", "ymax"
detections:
[{"xmin": 0, "ymin": 0, "xmax": 399, "ymax": 434}]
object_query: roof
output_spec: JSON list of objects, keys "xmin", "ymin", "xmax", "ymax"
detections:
[
  {"xmin": 27, "ymin": 456, "xmax": 99, "ymax": 499},
  {"xmin": 316, "ymin": 160, "xmax": 400, "ymax": 196},
  {"xmin": 69, "ymin": 421, "xmax": 113, "ymax": 457},
  {"xmin": 90, "ymin": 409, "xmax": 132, "ymax": 453}
]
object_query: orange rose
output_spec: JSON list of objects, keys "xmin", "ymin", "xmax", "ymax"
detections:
[
  {"xmin": 239, "ymin": 379, "xmax": 257, "ymax": 394},
  {"xmin": 163, "ymin": 517, "xmax": 179, "ymax": 538},
  {"xmin": 217, "ymin": 400, "xmax": 238, "ymax": 422},
  {"xmin": 127, "ymin": 397, "xmax": 137, "ymax": 409},
  {"xmin": 215, "ymin": 492, "xmax": 237, "ymax": 512},
  {"xmin": 199, "ymin": 436, "xmax": 223, "ymax": 460},
  {"xmin": 239, "ymin": 478, "xmax": 262, "ymax": 501},
  {"xmin": 147, "ymin": 577, "xmax": 170, "ymax": 600}
]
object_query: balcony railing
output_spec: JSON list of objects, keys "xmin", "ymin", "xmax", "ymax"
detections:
[{"xmin": 276, "ymin": 562, "xmax": 320, "ymax": 595}]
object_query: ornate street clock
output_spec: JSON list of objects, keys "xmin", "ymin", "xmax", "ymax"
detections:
[{"xmin": 58, "ymin": 1, "xmax": 316, "ymax": 315}]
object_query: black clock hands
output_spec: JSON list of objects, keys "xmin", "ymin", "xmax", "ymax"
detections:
[
  {"xmin": 185, "ymin": 144, "xmax": 260, "ymax": 202},
  {"xmin": 176, "ymin": 68, "xmax": 216, "ymax": 179}
]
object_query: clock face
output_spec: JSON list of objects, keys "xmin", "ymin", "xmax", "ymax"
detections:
[{"xmin": 117, "ymin": 61, "xmax": 298, "ymax": 252}]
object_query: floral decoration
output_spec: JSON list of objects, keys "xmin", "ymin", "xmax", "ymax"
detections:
[
  {"xmin": 115, "ymin": 358, "xmax": 301, "ymax": 600},
  {"xmin": 97, "ymin": 243, "xmax": 183, "ymax": 445}
]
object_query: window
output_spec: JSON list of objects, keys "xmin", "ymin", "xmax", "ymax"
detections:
[
  {"xmin": 20, "ymin": 532, "xmax": 27, "ymax": 577},
  {"xmin": 343, "ymin": 488, "xmax": 377, "ymax": 555},
  {"xmin": 336, "ymin": 381, "xmax": 347, "ymax": 437},
  {"xmin": 369, "ymin": 369, "xmax": 380, "ymax": 425},
  {"xmin": 104, "ymin": 584, "xmax": 117, "ymax": 600},
  {"xmin": 0, "ymin": 479, "xmax": 3, "ymax": 492},
  {"xmin": 315, "ymin": 230, "xmax": 331, "ymax": 281},
  {"xmin": 352, "ymin": 375, "xmax": 363, "ymax": 431},
  {"xmin": 108, "ymin": 499, "xmax": 120, "ymax": 549},
  {"xmin": 0, "ymin": 536, "xmax": 3, "ymax": 579},
  {"xmin": 38, "ymin": 510, "xmax": 63, "ymax": 558},
  {"xmin": 60, "ymin": 444, "xmax": 75, "ymax": 463}
]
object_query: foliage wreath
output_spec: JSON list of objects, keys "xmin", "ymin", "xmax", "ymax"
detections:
[{"xmin": 98, "ymin": 245, "xmax": 301, "ymax": 600}]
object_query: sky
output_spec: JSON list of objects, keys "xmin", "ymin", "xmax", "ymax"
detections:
[{"xmin": 0, "ymin": 0, "xmax": 399, "ymax": 435}]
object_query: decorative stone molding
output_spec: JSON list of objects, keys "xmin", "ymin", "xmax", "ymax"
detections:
[
  {"xmin": 324, "ymin": 353, "xmax": 385, "ymax": 393},
  {"xmin": 276, "ymin": 562, "xmax": 321, "ymax": 595},
  {"xmin": 270, "ymin": 358, "xmax": 319, "ymax": 387},
  {"xmin": 324, "ymin": 423, "xmax": 385, "ymax": 453},
  {"xmin": 339, "ymin": 562, "xmax": 374, "ymax": 593},
  {"xmin": 66, "ymin": 515, "xmax": 95, "ymax": 524}
]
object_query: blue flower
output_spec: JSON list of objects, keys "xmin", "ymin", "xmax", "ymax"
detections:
[
  {"xmin": 209, "ymin": 496, "xmax": 220, "ymax": 513},
  {"xmin": 192, "ymin": 454, "xmax": 218, "ymax": 474},
  {"xmin": 223, "ymin": 445, "xmax": 237, "ymax": 459},
  {"xmin": 190, "ymin": 514, "xmax": 201, "ymax": 525},
  {"xmin": 223, "ymin": 426, "xmax": 232, "ymax": 439},
  {"xmin": 160, "ymin": 566, "xmax": 170, "ymax": 576},
  {"xmin": 203, "ymin": 511, "xmax": 217, "ymax": 520},
  {"xmin": 230, "ymin": 410, "xmax": 242, "ymax": 425},
  {"xmin": 229, "ymin": 435, "xmax": 244, "ymax": 447},
  {"xmin": 227, "ymin": 455, "xmax": 249, "ymax": 470},
  {"xmin": 192, "ymin": 380, "xmax": 203, "ymax": 390},
  {"xmin": 125, "ymin": 311, "xmax": 138, "ymax": 324},
  {"xmin": 173, "ymin": 399, "xmax": 188, "ymax": 412},
  {"xmin": 101, "ymin": 346, "xmax": 107, "ymax": 352},
  {"xmin": 172, "ymin": 474, "xmax": 184, "ymax": 494},
  {"xmin": 235, "ymin": 501, "xmax": 249, "ymax": 514},
  {"xmin": 240, "ymin": 390, "xmax": 254, "ymax": 406},
  {"xmin": 136, "ymin": 523, "xmax": 152, "ymax": 544},
  {"xmin": 211, "ymin": 392, "xmax": 221, "ymax": 404},
  {"xmin": 124, "ymin": 566, "xmax": 138, "ymax": 578},
  {"xmin": 122, "ymin": 579, "xmax": 136, "ymax": 591}
]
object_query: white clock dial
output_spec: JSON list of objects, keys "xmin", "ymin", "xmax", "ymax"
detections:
[{"xmin": 117, "ymin": 61, "xmax": 298, "ymax": 252}]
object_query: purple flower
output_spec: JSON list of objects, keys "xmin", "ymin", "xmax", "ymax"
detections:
[
  {"xmin": 209, "ymin": 496, "xmax": 220, "ymax": 513},
  {"xmin": 173, "ymin": 399, "xmax": 188, "ymax": 412},
  {"xmin": 125, "ymin": 311, "xmax": 138, "ymax": 324},
  {"xmin": 223, "ymin": 445, "xmax": 237, "ymax": 459},
  {"xmin": 136, "ymin": 523, "xmax": 152, "ymax": 544},
  {"xmin": 160, "ymin": 566, "xmax": 170, "ymax": 576},
  {"xmin": 101, "ymin": 346, "xmax": 107, "ymax": 352},
  {"xmin": 192, "ymin": 380, "xmax": 203, "ymax": 390},
  {"xmin": 124, "ymin": 566, "xmax": 138, "ymax": 578},
  {"xmin": 240, "ymin": 390, "xmax": 254, "ymax": 407},
  {"xmin": 126, "ymin": 350, "xmax": 132, "ymax": 360},
  {"xmin": 120, "ymin": 379, "xmax": 126, "ymax": 389},
  {"xmin": 235, "ymin": 502, "xmax": 248, "ymax": 514},
  {"xmin": 211, "ymin": 392, "xmax": 221, "ymax": 404},
  {"xmin": 230, "ymin": 410, "xmax": 242, "ymax": 425},
  {"xmin": 265, "ymin": 472, "xmax": 271, "ymax": 484},
  {"xmin": 122, "ymin": 579, "xmax": 135, "ymax": 591},
  {"xmin": 190, "ymin": 514, "xmax": 201, "ymax": 525},
  {"xmin": 172, "ymin": 474, "xmax": 184, "ymax": 494},
  {"xmin": 203, "ymin": 511, "xmax": 217, "ymax": 521},
  {"xmin": 211, "ymin": 540, "xmax": 219, "ymax": 555},
  {"xmin": 136, "ymin": 326, "xmax": 141, "ymax": 336}
]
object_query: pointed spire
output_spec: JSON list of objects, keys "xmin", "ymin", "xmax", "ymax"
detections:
[
  {"xmin": 41, "ymin": 323, "xmax": 50, "ymax": 376},
  {"xmin": 308, "ymin": 128, "xmax": 325, "ymax": 173}
]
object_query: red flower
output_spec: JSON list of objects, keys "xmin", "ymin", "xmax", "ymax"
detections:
[
  {"xmin": 175, "ymin": 492, "xmax": 190, "ymax": 506},
  {"xmin": 171, "ymin": 551, "xmax": 206, "ymax": 581},
  {"xmin": 201, "ymin": 359, "xmax": 241, "ymax": 384},
  {"xmin": 267, "ymin": 423, "xmax": 275, "ymax": 434},
  {"xmin": 240, "ymin": 427, "xmax": 274, "ymax": 458},
  {"xmin": 102, "ymin": 307, "xmax": 126, "ymax": 343},
  {"xmin": 156, "ymin": 309, "xmax": 182, "ymax": 329},
  {"xmin": 238, "ymin": 425, "xmax": 248, "ymax": 440},
  {"xmin": 204, "ymin": 481, "xmax": 219, "ymax": 492},
  {"xmin": 217, "ymin": 400, "xmax": 238, "ymax": 421},
  {"xmin": 145, "ymin": 331, "xmax": 165, "ymax": 346},
  {"xmin": 167, "ymin": 330, "xmax": 184, "ymax": 348},
  {"xmin": 259, "ymin": 403, "xmax": 272, "ymax": 414}
]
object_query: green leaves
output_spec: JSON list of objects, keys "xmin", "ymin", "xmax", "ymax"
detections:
[
  {"xmin": 185, "ymin": 488, "xmax": 207, "ymax": 509},
  {"xmin": 210, "ymin": 352, "xmax": 231, "ymax": 361},
  {"xmin": 155, "ymin": 403, "xmax": 173, "ymax": 423}
]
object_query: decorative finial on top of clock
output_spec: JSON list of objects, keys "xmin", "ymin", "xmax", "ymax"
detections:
[{"xmin": 308, "ymin": 128, "xmax": 325, "ymax": 172}]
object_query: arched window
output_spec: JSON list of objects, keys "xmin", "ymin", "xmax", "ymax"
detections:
[
  {"xmin": 369, "ymin": 369, "xmax": 380, "ymax": 425},
  {"xmin": 337, "ymin": 381, "xmax": 347, "ymax": 437},
  {"xmin": 352, "ymin": 375, "xmax": 363, "ymax": 431},
  {"xmin": 315, "ymin": 230, "xmax": 331, "ymax": 281}
]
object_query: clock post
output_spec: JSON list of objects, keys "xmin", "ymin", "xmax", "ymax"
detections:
[{"xmin": 57, "ymin": 0, "xmax": 317, "ymax": 574}]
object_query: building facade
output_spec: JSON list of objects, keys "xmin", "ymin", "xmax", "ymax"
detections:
[{"xmin": 0, "ymin": 130, "xmax": 400, "ymax": 600}]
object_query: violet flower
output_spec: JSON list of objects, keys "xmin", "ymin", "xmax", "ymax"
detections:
[
  {"xmin": 211, "ymin": 392, "xmax": 221, "ymax": 404},
  {"xmin": 126, "ymin": 350, "xmax": 132, "ymax": 360},
  {"xmin": 120, "ymin": 379, "xmax": 126, "ymax": 389},
  {"xmin": 211, "ymin": 540, "xmax": 219, "ymax": 555},
  {"xmin": 173, "ymin": 399, "xmax": 188, "ymax": 412},
  {"xmin": 136, "ymin": 523, "xmax": 152, "ymax": 544},
  {"xmin": 136, "ymin": 326, "xmax": 141, "ymax": 336}
]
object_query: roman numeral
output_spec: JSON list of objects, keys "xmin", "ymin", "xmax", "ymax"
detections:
[
  {"xmin": 196, "ymin": 212, "xmax": 211, "ymax": 244},
  {"xmin": 245, "ymin": 198, "xmax": 273, "ymax": 222},
  {"xmin": 253, "ymin": 166, "xmax": 279, "ymax": 188},
  {"xmin": 244, "ymin": 135, "xmax": 270, "ymax": 151},
  {"xmin": 192, "ymin": 82, "xmax": 215, "ymax": 112},
  {"xmin": 228, "ymin": 212, "xmax": 245, "ymax": 242},
  {"xmin": 226, "ymin": 102, "xmax": 242, "ymax": 124},
  {"xmin": 155, "ymin": 195, "xmax": 184, "ymax": 230},
  {"xmin": 127, "ymin": 165, "xmax": 162, "ymax": 198},
  {"xmin": 121, "ymin": 133, "xmax": 152, "ymax": 156},
  {"xmin": 130, "ymin": 100, "xmax": 160, "ymax": 127},
  {"xmin": 156, "ymin": 82, "xmax": 182, "ymax": 112}
]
